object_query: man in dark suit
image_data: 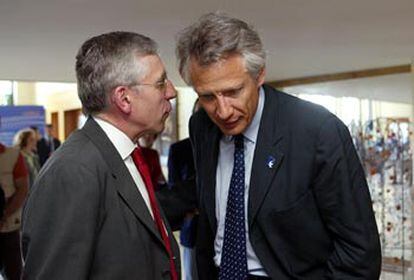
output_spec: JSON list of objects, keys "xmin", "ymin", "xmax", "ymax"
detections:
[
  {"xmin": 176, "ymin": 13, "xmax": 381, "ymax": 279},
  {"xmin": 37, "ymin": 124, "xmax": 61, "ymax": 166},
  {"xmin": 22, "ymin": 32, "xmax": 180, "ymax": 279},
  {"xmin": 167, "ymin": 99, "xmax": 200, "ymax": 280}
]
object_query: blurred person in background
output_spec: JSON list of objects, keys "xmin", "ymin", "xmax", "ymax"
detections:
[
  {"xmin": 0, "ymin": 122, "xmax": 29, "ymax": 280},
  {"xmin": 14, "ymin": 129, "xmax": 41, "ymax": 188},
  {"xmin": 37, "ymin": 123, "xmax": 61, "ymax": 166},
  {"xmin": 29, "ymin": 126, "xmax": 41, "ymax": 142}
]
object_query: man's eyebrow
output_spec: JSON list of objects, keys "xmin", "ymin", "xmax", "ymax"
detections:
[
  {"xmin": 157, "ymin": 71, "xmax": 167, "ymax": 83},
  {"xmin": 200, "ymin": 84, "xmax": 244, "ymax": 95},
  {"xmin": 198, "ymin": 91, "xmax": 213, "ymax": 96}
]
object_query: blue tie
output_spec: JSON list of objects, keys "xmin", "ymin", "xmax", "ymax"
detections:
[{"xmin": 219, "ymin": 134, "xmax": 247, "ymax": 280}]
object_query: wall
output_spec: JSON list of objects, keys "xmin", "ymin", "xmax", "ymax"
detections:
[
  {"xmin": 15, "ymin": 82, "xmax": 37, "ymax": 105},
  {"xmin": 34, "ymin": 82, "xmax": 80, "ymax": 141},
  {"xmin": 176, "ymin": 87, "xmax": 198, "ymax": 140}
]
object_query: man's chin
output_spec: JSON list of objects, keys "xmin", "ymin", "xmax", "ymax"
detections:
[
  {"xmin": 148, "ymin": 121, "xmax": 165, "ymax": 135},
  {"xmin": 218, "ymin": 124, "xmax": 245, "ymax": 136}
]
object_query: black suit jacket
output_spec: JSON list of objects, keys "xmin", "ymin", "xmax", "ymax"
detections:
[
  {"xmin": 167, "ymin": 138, "xmax": 198, "ymax": 245},
  {"xmin": 37, "ymin": 136, "xmax": 61, "ymax": 166},
  {"xmin": 190, "ymin": 85, "xmax": 381, "ymax": 279},
  {"xmin": 168, "ymin": 138, "xmax": 195, "ymax": 184},
  {"xmin": 22, "ymin": 118, "xmax": 181, "ymax": 279}
]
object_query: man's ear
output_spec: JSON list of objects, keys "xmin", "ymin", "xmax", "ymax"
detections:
[
  {"xmin": 112, "ymin": 86, "xmax": 132, "ymax": 114},
  {"xmin": 256, "ymin": 67, "xmax": 266, "ymax": 87}
]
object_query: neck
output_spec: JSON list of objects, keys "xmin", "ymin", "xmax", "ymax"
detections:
[{"xmin": 95, "ymin": 112, "xmax": 145, "ymax": 143}]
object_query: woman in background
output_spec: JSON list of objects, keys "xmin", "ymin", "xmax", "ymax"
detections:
[{"xmin": 14, "ymin": 129, "xmax": 40, "ymax": 187}]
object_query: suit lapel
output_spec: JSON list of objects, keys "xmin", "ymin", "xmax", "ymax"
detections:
[
  {"xmin": 81, "ymin": 118, "xmax": 164, "ymax": 245},
  {"xmin": 248, "ymin": 86, "xmax": 285, "ymax": 227}
]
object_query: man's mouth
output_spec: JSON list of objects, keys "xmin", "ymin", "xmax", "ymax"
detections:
[
  {"xmin": 164, "ymin": 102, "xmax": 172, "ymax": 115},
  {"xmin": 222, "ymin": 119, "xmax": 239, "ymax": 129}
]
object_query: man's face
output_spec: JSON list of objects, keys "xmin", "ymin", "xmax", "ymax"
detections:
[
  {"xmin": 27, "ymin": 132, "xmax": 37, "ymax": 151},
  {"xmin": 189, "ymin": 55, "xmax": 265, "ymax": 136},
  {"xmin": 46, "ymin": 127, "xmax": 53, "ymax": 136},
  {"xmin": 128, "ymin": 55, "xmax": 176, "ymax": 135}
]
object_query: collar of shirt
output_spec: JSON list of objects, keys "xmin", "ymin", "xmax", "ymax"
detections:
[
  {"xmin": 222, "ymin": 86, "xmax": 265, "ymax": 144},
  {"xmin": 93, "ymin": 117, "xmax": 137, "ymax": 160}
]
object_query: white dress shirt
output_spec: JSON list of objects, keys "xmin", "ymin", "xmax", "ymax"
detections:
[
  {"xmin": 214, "ymin": 87, "xmax": 268, "ymax": 276},
  {"xmin": 94, "ymin": 117, "xmax": 154, "ymax": 219}
]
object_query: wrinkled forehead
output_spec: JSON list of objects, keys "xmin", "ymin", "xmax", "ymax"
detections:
[
  {"xmin": 135, "ymin": 54, "xmax": 166, "ymax": 81},
  {"xmin": 189, "ymin": 55, "xmax": 249, "ymax": 91}
]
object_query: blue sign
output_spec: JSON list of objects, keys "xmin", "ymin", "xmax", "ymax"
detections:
[{"xmin": 0, "ymin": 106, "xmax": 45, "ymax": 146}]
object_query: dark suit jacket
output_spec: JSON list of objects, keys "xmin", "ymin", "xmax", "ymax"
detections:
[
  {"xmin": 37, "ymin": 136, "xmax": 61, "ymax": 166},
  {"xmin": 167, "ymin": 138, "xmax": 198, "ymax": 246},
  {"xmin": 190, "ymin": 85, "xmax": 381, "ymax": 279},
  {"xmin": 168, "ymin": 138, "xmax": 195, "ymax": 184},
  {"xmin": 22, "ymin": 118, "xmax": 181, "ymax": 279}
]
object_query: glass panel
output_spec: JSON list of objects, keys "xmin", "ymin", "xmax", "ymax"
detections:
[
  {"xmin": 0, "ymin": 80, "xmax": 13, "ymax": 105},
  {"xmin": 292, "ymin": 92, "xmax": 413, "ymax": 279}
]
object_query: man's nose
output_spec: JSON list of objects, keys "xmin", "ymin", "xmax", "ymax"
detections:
[
  {"xmin": 216, "ymin": 95, "xmax": 232, "ymax": 120},
  {"xmin": 165, "ymin": 80, "xmax": 177, "ymax": 100}
]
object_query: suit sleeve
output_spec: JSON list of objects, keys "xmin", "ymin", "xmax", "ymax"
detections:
[
  {"xmin": 21, "ymin": 160, "xmax": 103, "ymax": 280},
  {"xmin": 167, "ymin": 145, "xmax": 180, "ymax": 184},
  {"xmin": 157, "ymin": 173, "xmax": 197, "ymax": 229},
  {"xmin": 312, "ymin": 116, "xmax": 381, "ymax": 279}
]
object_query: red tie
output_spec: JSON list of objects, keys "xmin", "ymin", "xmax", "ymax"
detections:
[{"xmin": 131, "ymin": 147, "xmax": 178, "ymax": 280}]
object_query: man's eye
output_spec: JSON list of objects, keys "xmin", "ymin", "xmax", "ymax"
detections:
[
  {"xmin": 223, "ymin": 88, "xmax": 243, "ymax": 97},
  {"xmin": 200, "ymin": 95, "xmax": 214, "ymax": 101},
  {"xmin": 155, "ymin": 81, "xmax": 167, "ymax": 91}
]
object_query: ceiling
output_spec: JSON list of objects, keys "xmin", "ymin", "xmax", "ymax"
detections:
[{"xmin": 1, "ymin": 0, "xmax": 414, "ymax": 86}]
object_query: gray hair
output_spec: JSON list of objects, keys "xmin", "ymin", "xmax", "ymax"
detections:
[
  {"xmin": 76, "ymin": 31, "xmax": 158, "ymax": 115},
  {"xmin": 176, "ymin": 12, "xmax": 266, "ymax": 85}
]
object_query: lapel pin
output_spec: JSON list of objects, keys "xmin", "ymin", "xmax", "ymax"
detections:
[{"xmin": 267, "ymin": 156, "xmax": 276, "ymax": 169}]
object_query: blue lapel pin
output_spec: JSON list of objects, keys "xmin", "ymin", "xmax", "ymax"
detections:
[{"xmin": 267, "ymin": 156, "xmax": 276, "ymax": 169}]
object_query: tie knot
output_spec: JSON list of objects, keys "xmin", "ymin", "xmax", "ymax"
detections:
[
  {"xmin": 131, "ymin": 147, "xmax": 144, "ymax": 164},
  {"xmin": 234, "ymin": 134, "xmax": 244, "ymax": 149}
]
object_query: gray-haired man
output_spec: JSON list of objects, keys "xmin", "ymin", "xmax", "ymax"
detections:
[
  {"xmin": 22, "ymin": 32, "xmax": 180, "ymax": 279},
  {"xmin": 177, "ymin": 13, "xmax": 381, "ymax": 280}
]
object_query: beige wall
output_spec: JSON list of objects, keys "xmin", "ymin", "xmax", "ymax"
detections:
[
  {"xmin": 176, "ymin": 87, "xmax": 198, "ymax": 140},
  {"xmin": 35, "ymin": 83, "xmax": 80, "ymax": 141},
  {"xmin": 15, "ymin": 82, "xmax": 37, "ymax": 105}
]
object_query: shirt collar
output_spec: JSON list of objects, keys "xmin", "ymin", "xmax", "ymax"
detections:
[{"xmin": 93, "ymin": 116, "xmax": 137, "ymax": 160}]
